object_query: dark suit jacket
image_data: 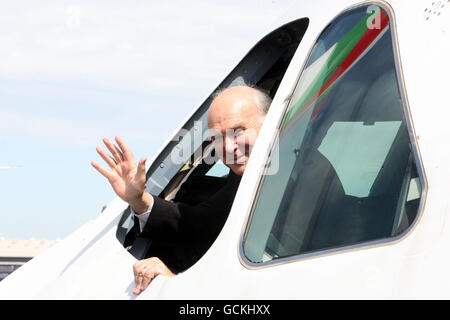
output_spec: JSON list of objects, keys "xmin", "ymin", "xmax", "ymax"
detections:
[{"xmin": 139, "ymin": 171, "xmax": 242, "ymax": 273}]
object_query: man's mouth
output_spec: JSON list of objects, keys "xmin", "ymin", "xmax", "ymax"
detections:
[{"xmin": 233, "ymin": 155, "xmax": 246, "ymax": 165}]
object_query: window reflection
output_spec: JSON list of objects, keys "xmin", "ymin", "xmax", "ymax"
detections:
[{"xmin": 244, "ymin": 5, "xmax": 421, "ymax": 263}]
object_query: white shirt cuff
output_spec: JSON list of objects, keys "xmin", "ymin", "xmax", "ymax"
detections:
[{"xmin": 131, "ymin": 194, "xmax": 154, "ymax": 233}]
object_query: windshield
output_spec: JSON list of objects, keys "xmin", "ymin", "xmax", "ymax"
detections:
[{"xmin": 243, "ymin": 5, "xmax": 422, "ymax": 263}]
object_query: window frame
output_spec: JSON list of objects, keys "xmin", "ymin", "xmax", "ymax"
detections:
[
  {"xmin": 114, "ymin": 17, "xmax": 310, "ymax": 256},
  {"xmin": 238, "ymin": 0, "xmax": 428, "ymax": 270}
]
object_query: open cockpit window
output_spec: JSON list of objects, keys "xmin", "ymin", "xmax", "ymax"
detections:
[
  {"xmin": 242, "ymin": 4, "xmax": 424, "ymax": 264},
  {"xmin": 115, "ymin": 18, "xmax": 309, "ymax": 261}
]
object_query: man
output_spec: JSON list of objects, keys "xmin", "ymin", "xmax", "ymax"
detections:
[{"xmin": 91, "ymin": 85, "xmax": 271, "ymax": 295}]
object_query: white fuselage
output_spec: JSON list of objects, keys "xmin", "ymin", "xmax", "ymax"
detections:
[{"xmin": 0, "ymin": 0, "xmax": 449, "ymax": 299}]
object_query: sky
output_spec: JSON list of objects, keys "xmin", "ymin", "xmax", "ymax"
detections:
[{"xmin": 0, "ymin": 0, "xmax": 295, "ymax": 240}]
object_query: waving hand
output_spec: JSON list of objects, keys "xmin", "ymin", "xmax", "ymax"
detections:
[{"xmin": 91, "ymin": 136, "xmax": 152, "ymax": 213}]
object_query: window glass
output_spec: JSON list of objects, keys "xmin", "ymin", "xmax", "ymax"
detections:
[
  {"xmin": 243, "ymin": 5, "xmax": 422, "ymax": 263},
  {"xmin": 205, "ymin": 159, "xmax": 230, "ymax": 178}
]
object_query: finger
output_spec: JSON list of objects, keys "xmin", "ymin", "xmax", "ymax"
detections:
[
  {"xmin": 104, "ymin": 137, "xmax": 124, "ymax": 162},
  {"xmin": 91, "ymin": 161, "xmax": 112, "ymax": 180},
  {"xmin": 136, "ymin": 263, "xmax": 146, "ymax": 290},
  {"xmin": 115, "ymin": 136, "xmax": 135, "ymax": 162},
  {"xmin": 132, "ymin": 263, "xmax": 142, "ymax": 295},
  {"xmin": 139, "ymin": 264, "xmax": 153, "ymax": 292},
  {"xmin": 137, "ymin": 157, "xmax": 147, "ymax": 178},
  {"xmin": 138, "ymin": 273, "xmax": 146, "ymax": 292},
  {"xmin": 96, "ymin": 146, "xmax": 117, "ymax": 169},
  {"xmin": 140, "ymin": 273, "xmax": 153, "ymax": 292},
  {"xmin": 134, "ymin": 272, "xmax": 143, "ymax": 294},
  {"xmin": 112, "ymin": 144, "xmax": 124, "ymax": 162},
  {"xmin": 103, "ymin": 138, "xmax": 124, "ymax": 163},
  {"xmin": 132, "ymin": 287, "xmax": 141, "ymax": 295},
  {"xmin": 132, "ymin": 282, "xmax": 141, "ymax": 295},
  {"xmin": 133, "ymin": 277, "xmax": 140, "ymax": 295}
]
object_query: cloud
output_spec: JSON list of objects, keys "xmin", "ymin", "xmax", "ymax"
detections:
[
  {"xmin": 0, "ymin": 0, "xmax": 295, "ymax": 148},
  {"xmin": 0, "ymin": 0, "xmax": 292, "ymax": 94},
  {"xmin": 0, "ymin": 109, "xmax": 104, "ymax": 148},
  {"xmin": 0, "ymin": 165, "xmax": 22, "ymax": 170},
  {"xmin": 0, "ymin": 106, "xmax": 175, "ymax": 149}
]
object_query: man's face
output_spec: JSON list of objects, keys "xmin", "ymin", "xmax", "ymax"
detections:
[{"xmin": 207, "ymin": 87, "xmax": 264, "ymax": 176}]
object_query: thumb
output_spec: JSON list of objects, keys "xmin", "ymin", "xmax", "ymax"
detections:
[{"xmin": 137, "ymin": 157, "xmax": 147, "ymax": 177}]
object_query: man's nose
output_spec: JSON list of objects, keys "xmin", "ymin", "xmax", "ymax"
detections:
[{"xmin": 223, "ymin": 135, "xmax": 236, "ymax": 155}]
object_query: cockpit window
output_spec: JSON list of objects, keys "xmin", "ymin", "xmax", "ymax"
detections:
[
  {"xmin": 116, "ymin": 18, "xmax": 310, "ymax": 258},
  {"xmin": 243, "ymin": 4, "xmax": 423, "ymax": 264}
]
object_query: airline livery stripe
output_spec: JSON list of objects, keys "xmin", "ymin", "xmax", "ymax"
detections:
[
  {"xmin": 281, "ymin": 8, "xmax": 389, "ymax": 131},
  {"xmin": 317, "ymin": 10, "xmax": 389, "ymax": 103}
]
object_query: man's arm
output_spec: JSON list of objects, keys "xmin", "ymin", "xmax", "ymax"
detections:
[
  {"xmin": 131, "ymin": 196, "xmax": 155, "ymax": 233},
  {"xmin": 140, "ymin": 172, "xmax": 240, "ymax": 245},
  {"xmin": 92, "ymin": 136, "xmax": 239, "ymax": 295},
  {"xmin": 91, "ymin": 136, "xmax": 174, "ymax": 295}
]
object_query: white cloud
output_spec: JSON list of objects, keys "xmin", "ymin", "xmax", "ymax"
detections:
[
  {"xmin": 0, "ymin": 0, "xmax": 299, "ymax": 240},
  {"xmin": 0, "ymin": 110, "xmax": 103, "ymax": 147},
  {"xmin": 0, "ymin": 0, "xmax": 296, "ymax": 150},
  {"xmin": 0, "ymin": 166, "xmax": 21, "ymax": 170},
  {"xmin": 0, "ymin": 105, "xmax": 178, "ymax": 149},
  {"xmin": 0, "ymin": 0, "xmax": 292, "ymax": 94}
]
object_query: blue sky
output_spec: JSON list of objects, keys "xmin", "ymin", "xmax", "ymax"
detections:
[{"xmin": 0, "ymin": 0, "xmax": 294, "ymax": 240}]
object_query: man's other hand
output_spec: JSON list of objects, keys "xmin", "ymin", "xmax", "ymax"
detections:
[
  {"xmin": 132, "ymin": 257, "xmax": 176, "ymax": 295},
  {"xmin": 91, "ymin": 136, "xmax": 151, "ymax": 213}
]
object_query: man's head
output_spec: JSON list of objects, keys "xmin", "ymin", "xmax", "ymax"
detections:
[{"xmin": 207, "ymin": 85, "xmax": 272, "ymax": 176}]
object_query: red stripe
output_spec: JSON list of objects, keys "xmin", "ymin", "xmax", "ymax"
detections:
[
  {"xmin": 322, "ymin": 10, "xmax": 389, "ymax": 93},
  {"xmin": 308, "ymin": 10, "xmax": 389, "ymax": 120}
]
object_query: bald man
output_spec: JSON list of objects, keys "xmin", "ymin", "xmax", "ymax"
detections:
[{"xmin": 92, "ymin": 85, "xmax": 272, "ymax": 295}]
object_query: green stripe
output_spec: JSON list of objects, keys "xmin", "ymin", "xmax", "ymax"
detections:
[{"xmin": 282, "ymin": 9, "xmax": 379, "ymax": 128}]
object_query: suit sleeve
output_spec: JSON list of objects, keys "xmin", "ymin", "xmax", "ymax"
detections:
[{"xmin": 140, "ymin": 174, "xmax": 239, "ymax": 244}]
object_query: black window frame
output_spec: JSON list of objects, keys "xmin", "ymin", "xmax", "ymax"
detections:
[{"xmin": 114, "ymin": 17, "xmax": 310, "ymax": 260}]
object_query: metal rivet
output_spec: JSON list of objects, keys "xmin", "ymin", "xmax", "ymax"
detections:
[{"xmin": 160, "ymin": 163, "xmax": 165, "ymax": 168}]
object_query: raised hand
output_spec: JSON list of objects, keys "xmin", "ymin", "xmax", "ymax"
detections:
[{"xmin": 91, "ymin": 136, "xmax": 152, "ymax": 213}]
